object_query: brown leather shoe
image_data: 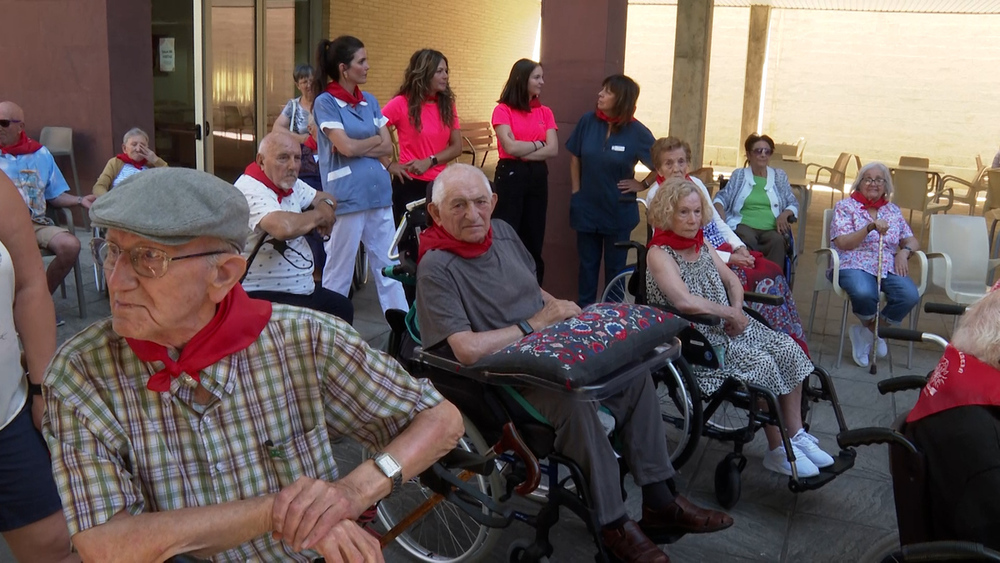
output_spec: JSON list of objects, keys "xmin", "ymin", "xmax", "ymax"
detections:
[
  {"xmin": 639, "ymin": 495, "xmax": 734, "ymax": 539},
  {"xmin": 600, "ymin": 519, "xmax": 670, "ymax": 563}
]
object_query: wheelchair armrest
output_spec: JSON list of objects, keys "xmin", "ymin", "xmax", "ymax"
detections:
[
  {"xmin": 890, "ymin": 541, "xmax": 1000, "ymax": 563},
  {"xmin": 878, "ymin": 327, "xmax": 949, "ymax": 350},
  {"xmin": 877, "ymin": 376, "xmax": 928, "ymax": 395},
  {"xmin": 420, "ymin": 463, "xmax": 513, "ymax": 530},
  {"xmin": 650, "ymin": 302, "xmax": 721, "ymax": 326},
  {"xmin": 837, "ymin": 427, "xmax": 918, "ymax": 454},
  {"xmin": 744, "ymin": 292, "xmax": 784, "ymax": 307},
  {"xmin": 924, "ymin": 302, "xmax": 967, "ymax": 316}
]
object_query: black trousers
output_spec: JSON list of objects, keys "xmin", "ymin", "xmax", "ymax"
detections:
[
  {"xmin": 248, "ymin": 285, "xmax": 354, "ymax": 325},
  {"xmin": 391, "ymin": 176, "xmax": 432, "ymax": 228},
  {"xmin": 492, "ymin": 159, "xmax": 549, "ymax": 284}
]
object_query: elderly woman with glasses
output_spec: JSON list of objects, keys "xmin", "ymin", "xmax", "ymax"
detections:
[
  {"xmin": 712, "ymin": 134, "xmax": 798, "ymax": 267},
  {"xmin": 830, "ymin": 161, "xmax": 920, "ymax": 368}
]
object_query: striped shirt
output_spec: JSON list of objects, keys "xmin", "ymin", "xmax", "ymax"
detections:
[{"xmin": 43, "ymin": 304, "xmax": 443, "ymax": 562}]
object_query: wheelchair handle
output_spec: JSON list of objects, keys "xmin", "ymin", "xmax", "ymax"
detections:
[
  {"xmin": 878, "ymin": 328, "xmax": 949, "ymax": 350},
  {"xmin": 885, "ymin": 541, "xmax": 1000, "ymax": 563},
  {"xmin": 744, "ymin": 292, "xmax": 784, "ymax": 307},
  {"xmin": 877, "ymin": 376, "xmax": 929, "ymax": 395},
  {"xmin": 924, "ymin": 302, "xmax": 968, "ymax": 316},
  {"xmin": 494, "ymin": 422, "xmax": 541, "ymax": 496},
  {"xmin": 837, "ymin": 427, "xmax": 919, "ymax": 454}
]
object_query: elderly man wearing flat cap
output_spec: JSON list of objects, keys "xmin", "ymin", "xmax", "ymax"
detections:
[{"xmin": 41, "ymin": 168, "xmax": 463, "ymax": 562}]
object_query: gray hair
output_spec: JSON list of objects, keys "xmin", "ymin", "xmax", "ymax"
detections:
[
  {"xmin": 951, "ymin": 289, "xmax": 1000, "ymax": 369},
  {"xmin": 849, "ymin": 162, "xmax": 894, "ymax": 197},
  {"xmin": 122, "ymin": 127, "xmax": 149, "ymax": 145},
  {"xmin": 430, "ymin": 163, "xmax": 493, "ymax": 207}
]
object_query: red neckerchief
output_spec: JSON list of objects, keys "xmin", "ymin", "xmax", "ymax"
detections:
[
  {"xmin": 648, "ymin": 227, "xmax": 705, "ymax": 252},
  {"xmin": 851, "ymin": 190, "xmax": 888, "ymax": 210},
  {"xmin": 654, "ymin": 173, "xmax": 694, "ymax": 185},
  {"xmin": 418, "ymin": 223, "xmax": 493, "ymax": 264},
  {"xmin": 244, "ymin": 161, "xmax": 292, "ymax": 202},
  {"xmin": 529, "ymin": 97, "xmax": 541, "ymax": 109},
  {"xmin": 0, "ymin": 131, "xmax": 44, "ymax": 156},
  {"xmin": 907, "ymin": 345, "xmax": 1000, "ymax": 423},
  {"xmin": 304, "ymin": 135, "xmax": 318, "ymax": 151},
  {"xmin": 595, "ymin": 108, "xmax": 637, "ymax": 125},
  {"xmin": 116, "ymin": 153, "xmax": 148, "ymax": 169},
  {"xmin": 126, "ymin": 285, "xmax": 272, "ymax": 393},
  {"xmin": 325, "ymin": 81, "xmax": 364, "ymax": 107}
]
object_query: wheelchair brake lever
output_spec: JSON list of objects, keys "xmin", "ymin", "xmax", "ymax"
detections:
[{"xmin": 494, "ymin": 422, "xmax": 541, "ymax": 496}]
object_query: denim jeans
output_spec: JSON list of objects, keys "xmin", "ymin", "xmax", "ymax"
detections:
[{"xmin": 837, "ymin": 268, "xmax": 919, "ymax": 324}]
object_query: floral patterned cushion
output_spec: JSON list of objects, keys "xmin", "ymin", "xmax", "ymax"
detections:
[{"xmin": 471, "ymin": 303, "xmax": 687, "ymax": 389}]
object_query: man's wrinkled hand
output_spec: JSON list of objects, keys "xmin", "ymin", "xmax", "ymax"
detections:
[
  {"xmin": 529, "ymin": 299, "xmax": 581, "ymax": 331},
  {"xmin": 312, "ymin": 520, "xmax": 384, "ymax": 563},
  {"xmin": 272, "ymin": 476, "xmax": 359, "ymax": 552}
]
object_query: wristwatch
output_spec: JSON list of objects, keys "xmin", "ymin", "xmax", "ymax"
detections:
[
  {"xmin": 429, "ymin": 154, "xmax": 439, "ymax": 166},
  {"xmin": 517, "ymin": 320, "xmax": 534, "ymax": 336},
  {"xmin": 901, "ymin": 245, "xmax": 914, "ymax": 259},
  {"xmin": 373, "ymin": 452, "xmax": 403, "ymax": 496},
  {"xmin": 321, "ymin": 198, "xmax": 336, "ymax": 209},
  {"xmin": 28, "ymin": 382, "xmax": 43, "ymax": 397}
]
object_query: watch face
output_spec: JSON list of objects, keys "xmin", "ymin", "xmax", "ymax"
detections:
[{"xmin": 376, "ymin": 452, "xmax": 402, "ymax": 476}]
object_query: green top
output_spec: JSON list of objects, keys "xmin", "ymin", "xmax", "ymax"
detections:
[{"xmin": 739, "ymin": 175, "xmax": 776, "ymax": 230}]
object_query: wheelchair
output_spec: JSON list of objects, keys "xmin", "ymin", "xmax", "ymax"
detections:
[
  {"xmin": 366, "ymin": 199, "xmax": 706, "ymax": 562},
  {"xmin": 601, "ymin": 238, "xmax": 855, "ymax": 509},
  {"xmin": 837, "ymin": 301, "xmax": 1000, "ymax": 562}
]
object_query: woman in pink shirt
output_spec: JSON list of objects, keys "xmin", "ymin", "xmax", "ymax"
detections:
[
  {"xmin": 382, "ymin": 49, "xmax": 463, "ymax": 225},
  {"xmin": 491, "ymin": 58, "xmax": 559, "ymax": 284}
]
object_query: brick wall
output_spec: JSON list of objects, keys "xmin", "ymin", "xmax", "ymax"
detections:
[{"xmin": 328, "ymin": 0, "xmax": 540, "ymax": 167}]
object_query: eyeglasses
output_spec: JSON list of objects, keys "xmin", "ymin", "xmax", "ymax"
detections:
[
  {"xmin": 861, "ymin": 178, "xmax": 887, "ymax": 186},
  {"xmin": 0, "ymin": 119, "xmax": 22, "ymax": 128},
  {"xmin": 751, "ymin": 148, "xmax": 773, "ymax": 156},
  {"xmin": 268, "ymin": 239, "xmax": 313, "ymax": 271},
  {"xmin": 91, "ymin": 238, "xmax": 229, "ymax": 279}
]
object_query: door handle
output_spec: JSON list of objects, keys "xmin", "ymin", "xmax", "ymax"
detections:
[{"xmin": 194, "ymin": 123, "xmax": 202, "ymax": 141}]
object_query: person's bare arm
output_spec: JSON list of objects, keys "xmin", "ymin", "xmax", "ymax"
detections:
[
  {"xmin": 494, "ymin": 124, "xmax": 538, "ymax": 158},
  {"xmin": 49, "ymin": 192, "xmax": 97, "ymax": 209},
  {"xmin": 323, "ymin": 127, "xmax": 381, "ymax": 158},
  {"xmin": 447, "ymin": 299, "xmax": 582, "ymax": 365},
  {"xmin": 361, "ymin": 126, "xmax": 394, "ymax": 159},
  {"xmin": 522, "ymin": 129, "xmax": 559, "ymax": 162},
  {"xmin": 72, "ymin": 498, "xmax": 274, "ymax": 562},
  {"xmin": 647, "ymin": 246, "xmax": 739, "ymax": 323},
  {"xmin": 833, "ymin": 219, "xmax": 887, "ymax": 251},
  {"xmin": 257, "ymin": 196, "xmax": 336, "ymax": 241},
  {"xmin": 1, "ymin": 174, "xmax": 55, "ymax": 429},
  {"xmin": 272, "ymin": 113, "xmax": 309, "ymax": 145},
  {"xmin": 438, "ymin": 128, "xmax": 464, "ymax": 164},
  {"xmin": 570, "ymin": 155, "xmax": 581, "ymax": 194}
]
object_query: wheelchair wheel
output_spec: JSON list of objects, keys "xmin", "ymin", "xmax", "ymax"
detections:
[
  {"xmin": 353, "ymin": 243, "xmax": 369, "ymax": 291},
  {"xmin": 714, "ymin": 453, "xmax": 745, "ymax": 509},
  {"xmin": 654, "ymin": 358, "xmax": 702, "ymax": 469},
  {"xmin": 704, "ymin": 397, "xmax": 749, "ymax": 438},
  {"xmin": 601, "ymin": 267, "xmax": 635, "ymax": 304},
  {"xmin": 375, "ymin": 415, "xmax": 502, "ymax": 562}
]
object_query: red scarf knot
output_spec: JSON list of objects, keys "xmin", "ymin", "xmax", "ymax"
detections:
[
  {"xmin": 907, "ymin": 345, "xmax": 1000, "ymax": 423},
  {"xmin": 126, "ymin": 286, "xmax": 272, "ymax": 393},
  {"xmin": 417, "ymin": 223, "xmax": 493, "ymax": 264},
  {"xmin": 648, "ymin": 227, "xmax": 705, "ymax": 252},
  {"xmin": 116, "ymin": 153, "xmax": 148, "ymax": 170},
  {"xmin": 304, "ymin": 135, "xmax": 318, "ymax": 151},
  {"xmin": 244, "ymin": 161, "xmax": 293, "ymax": 202},
  {"xmin": 850, "ymin": 190, "xmax": 888, "ymax": 210},
  {"xmin": 325, "ymin": 81, "xmax": 364, "ymax": 107},
  {"xmin": 1, "ymin": 131, "xmax": 44, "ymax": 156}
]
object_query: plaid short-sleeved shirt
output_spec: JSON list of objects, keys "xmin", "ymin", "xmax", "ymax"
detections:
[{"xmin": 42, "ymin": 304, "xmax": 443, "ymax": 562}]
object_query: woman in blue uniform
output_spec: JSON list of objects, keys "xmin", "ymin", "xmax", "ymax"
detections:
[{"xmin": 566, "ymin": 74, "xmax": 656, "ymax": 306}]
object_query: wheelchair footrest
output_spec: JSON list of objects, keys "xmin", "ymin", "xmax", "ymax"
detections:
[{"xmin": 788, "ymin": 449, "xmax": 856, "ymax": 493}]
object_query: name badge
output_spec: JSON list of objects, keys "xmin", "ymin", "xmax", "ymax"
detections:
[{"xmin": 611, "ymin": 145, "xmax": 625, "ymax": 152}]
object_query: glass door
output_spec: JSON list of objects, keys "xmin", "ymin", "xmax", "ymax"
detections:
[{"xmin": 208, "ymin": 0, "xmax": 257, "ymax": 183}]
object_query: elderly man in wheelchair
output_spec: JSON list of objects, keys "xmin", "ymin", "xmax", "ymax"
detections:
[{"xmin": 413, "ymin": 164, "xmax": 732, "ymax": 563}]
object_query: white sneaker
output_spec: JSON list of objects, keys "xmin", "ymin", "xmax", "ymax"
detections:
[
  {"xmin": 791, "ymin": 429, "xmax": 835, "ymax": 468},
  {"xmin": 876, "ymin": 336, "xmax": 888, "ymax": 358},
  {"xmin": 848, "ymin": 324, "xmax": 871, "ymax": 367},
  {"xmin": 763, "ymin": 444, "xmax": 819, "ymax": 478}
]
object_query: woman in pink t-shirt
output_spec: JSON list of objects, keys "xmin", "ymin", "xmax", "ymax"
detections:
[
  {"xmin": 382, "ymin": 49, "xmax": 463, "ymax": 224},
  {"xmin": 491, "ymin": 58, "xmax": 559, "ymax": 284}
]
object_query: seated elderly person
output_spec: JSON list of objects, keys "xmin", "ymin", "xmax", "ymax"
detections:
[
  {"xmin": 235, "ymin": 132, "xmax": 352, "ymax": 324},
  {"xmin": 0, "ymin": 101, "xmax": 95, "ymax": 297},
  {"xmin": 906, "ymin": 287, "xmax": 1000, "ymax": 549},
  {"xmin": 648, "ymin": 136, "xmax": 808, "ymax": 355},
  {"xmin": 92, "ymin": 127, "xmax": 168, "ymax": 196},
  {"xmin": 416, "ymin": 163, "xmax": 732, "ymax": 563},
  {"xmin": 645, "ymin": 178, "xmax": 834, "ymax": 478},
  {"xmin": 830, "ymin": 162, "xmax": 920, "ymax": 368},
  {"xmin": 712, "ymin": 133, "xmax": 797, "ymax": 268},
  {"xmin": 42, "ymin": 168, "xmax": 463, "ymax": 562}
]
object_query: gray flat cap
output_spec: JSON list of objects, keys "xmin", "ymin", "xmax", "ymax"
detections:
[{"xmin": 89, "ymin": 167, "xmax": 250, "ymax": 249}]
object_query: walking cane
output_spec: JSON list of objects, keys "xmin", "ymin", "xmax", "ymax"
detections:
[{"xmin": 869, "ymin": 230, "xmax": 884, "ymax": 375}]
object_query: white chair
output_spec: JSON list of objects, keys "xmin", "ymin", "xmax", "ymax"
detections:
[
  {"xmin": 924, "ymin": 215, "xmax": 1000, "ymax": 306},
  {"xmin": 42, "ymin": 207, "xmax": 88, "ymax": 318},
  {"xmin": 39, "ymin": 127, "xmax": 80, "ymax": 197},
  {"xmin": 806, "ymin": 209, "xmax": 927, "ymax": 369}
]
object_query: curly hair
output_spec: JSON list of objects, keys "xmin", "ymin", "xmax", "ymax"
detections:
[
  {"xmin": 651, "ymin": 136, "xmax": 692, "ymax": 170},
  {"xmin": 396, "ymin": 49, "xmax": 456, "ymax": 132},
  {"xmin": 951, "ymin": 289, "xmax": 1000, "ymax": 369},
  {"xmin": 647, "ymin": 177, "xmax": 712, "ymax": 231}
]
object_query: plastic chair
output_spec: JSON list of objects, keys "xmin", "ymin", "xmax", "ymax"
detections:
[
  {"xmin": 41, "ymin": 207, "xmax": 87, "ymax": 318},
  {"xmin": 39, "ymin": 127, "xmax": 80, "ymax": 197},
  {"xmin": 898, "ymin": 156, "xmax": 930, "ymax": 169},
  {"xmin": 938, "ymin": 163, "xmax": 989, "ymax": 216},
  {"xmin": 981, "ymin": 169, "xmax": 1000, "ymax": 256},
  {"xmin": 891, "ymin": 168, "xmax": 953, "ymax": 240},
  {"xmin": 924, "ymin": 215, "xmax": 1000, "ymax": 306},
  {"xmin": 806, "ymin": 209, "xmax": 927, "ymax": 369},
  {"xmin": 806, "ymin": 152, "xmax": 862, "ymax": 207}
]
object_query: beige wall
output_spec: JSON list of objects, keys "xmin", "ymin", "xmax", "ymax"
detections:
[
  {"xmin": 328, "ymin": 0, "xmax": 540, "ymax": 167},
  {"xmin": 626, "ymin": 5, "xmax": 1000, "ymax": 181}
]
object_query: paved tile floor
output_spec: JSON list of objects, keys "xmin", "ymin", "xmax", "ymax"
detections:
[{"xmin": 2, "ymin": 191, "xmax": 964, "ymax": 562}]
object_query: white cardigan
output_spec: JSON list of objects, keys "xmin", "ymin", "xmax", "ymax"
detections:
[{"xmin": 646, "ymin": 176, "xmax": 745, "ymax": 263}]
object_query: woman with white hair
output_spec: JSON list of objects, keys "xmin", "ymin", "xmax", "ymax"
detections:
[
  {"xmin": 829, "ymin": 161, "xmax": 920, "ymax": 368},
  {"xmin": 92, "ymin": 127, "xmax": 167, "ymax": 196}
]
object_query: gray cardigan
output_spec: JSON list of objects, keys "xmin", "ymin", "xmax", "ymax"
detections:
[{"xmin": 713, "ymin": 166, "xmax": 798, "ymax": 231}]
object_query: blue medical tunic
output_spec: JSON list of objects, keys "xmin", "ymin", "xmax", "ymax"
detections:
[
  {"xmin": 565, "ymin": 112, "xmax": 655, "ymax": 234},
  {"xmin": 314, "ymin": 91, "xmax": 392, "ymax": 215}
]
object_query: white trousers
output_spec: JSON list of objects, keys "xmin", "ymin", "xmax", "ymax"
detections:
[{"xmin": 322, "ymin": 206, "xmax": 407, "ymax": 314}]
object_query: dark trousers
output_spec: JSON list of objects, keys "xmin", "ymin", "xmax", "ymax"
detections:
[
  {"xmin": 493, "ymin": 159, "xmax": 549, "ymax": 284},
  {"xmin": 392, "ymin": 177, "xmax": 432, "ymax": 228},
  {"xmin": 576, "ymin": 229, "xmax": 631, "ymax": 307},
  {"xmin": 734, "ymin": 223, "xmax": 786, "ymax": 269},
  {"xmin": 248, "ymin": 285, "xmax": 354, "ymax": 325}
]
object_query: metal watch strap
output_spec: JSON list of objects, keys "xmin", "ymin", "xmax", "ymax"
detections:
[
  {"xmin": 517, "ymin": 320, "xmax": 534, "ymax": 336},
  {"xmin": 374, "ymin": 452, "xmax": 403, "ymax": 496}
]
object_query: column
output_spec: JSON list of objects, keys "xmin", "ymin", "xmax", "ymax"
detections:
[
  {"xmin": 668, "ymin": 0, "xmax": 714, "ymax": 170},
  {"xmin": 739, "ymin": 5, "xmax": 772, "ymax": 152}
]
